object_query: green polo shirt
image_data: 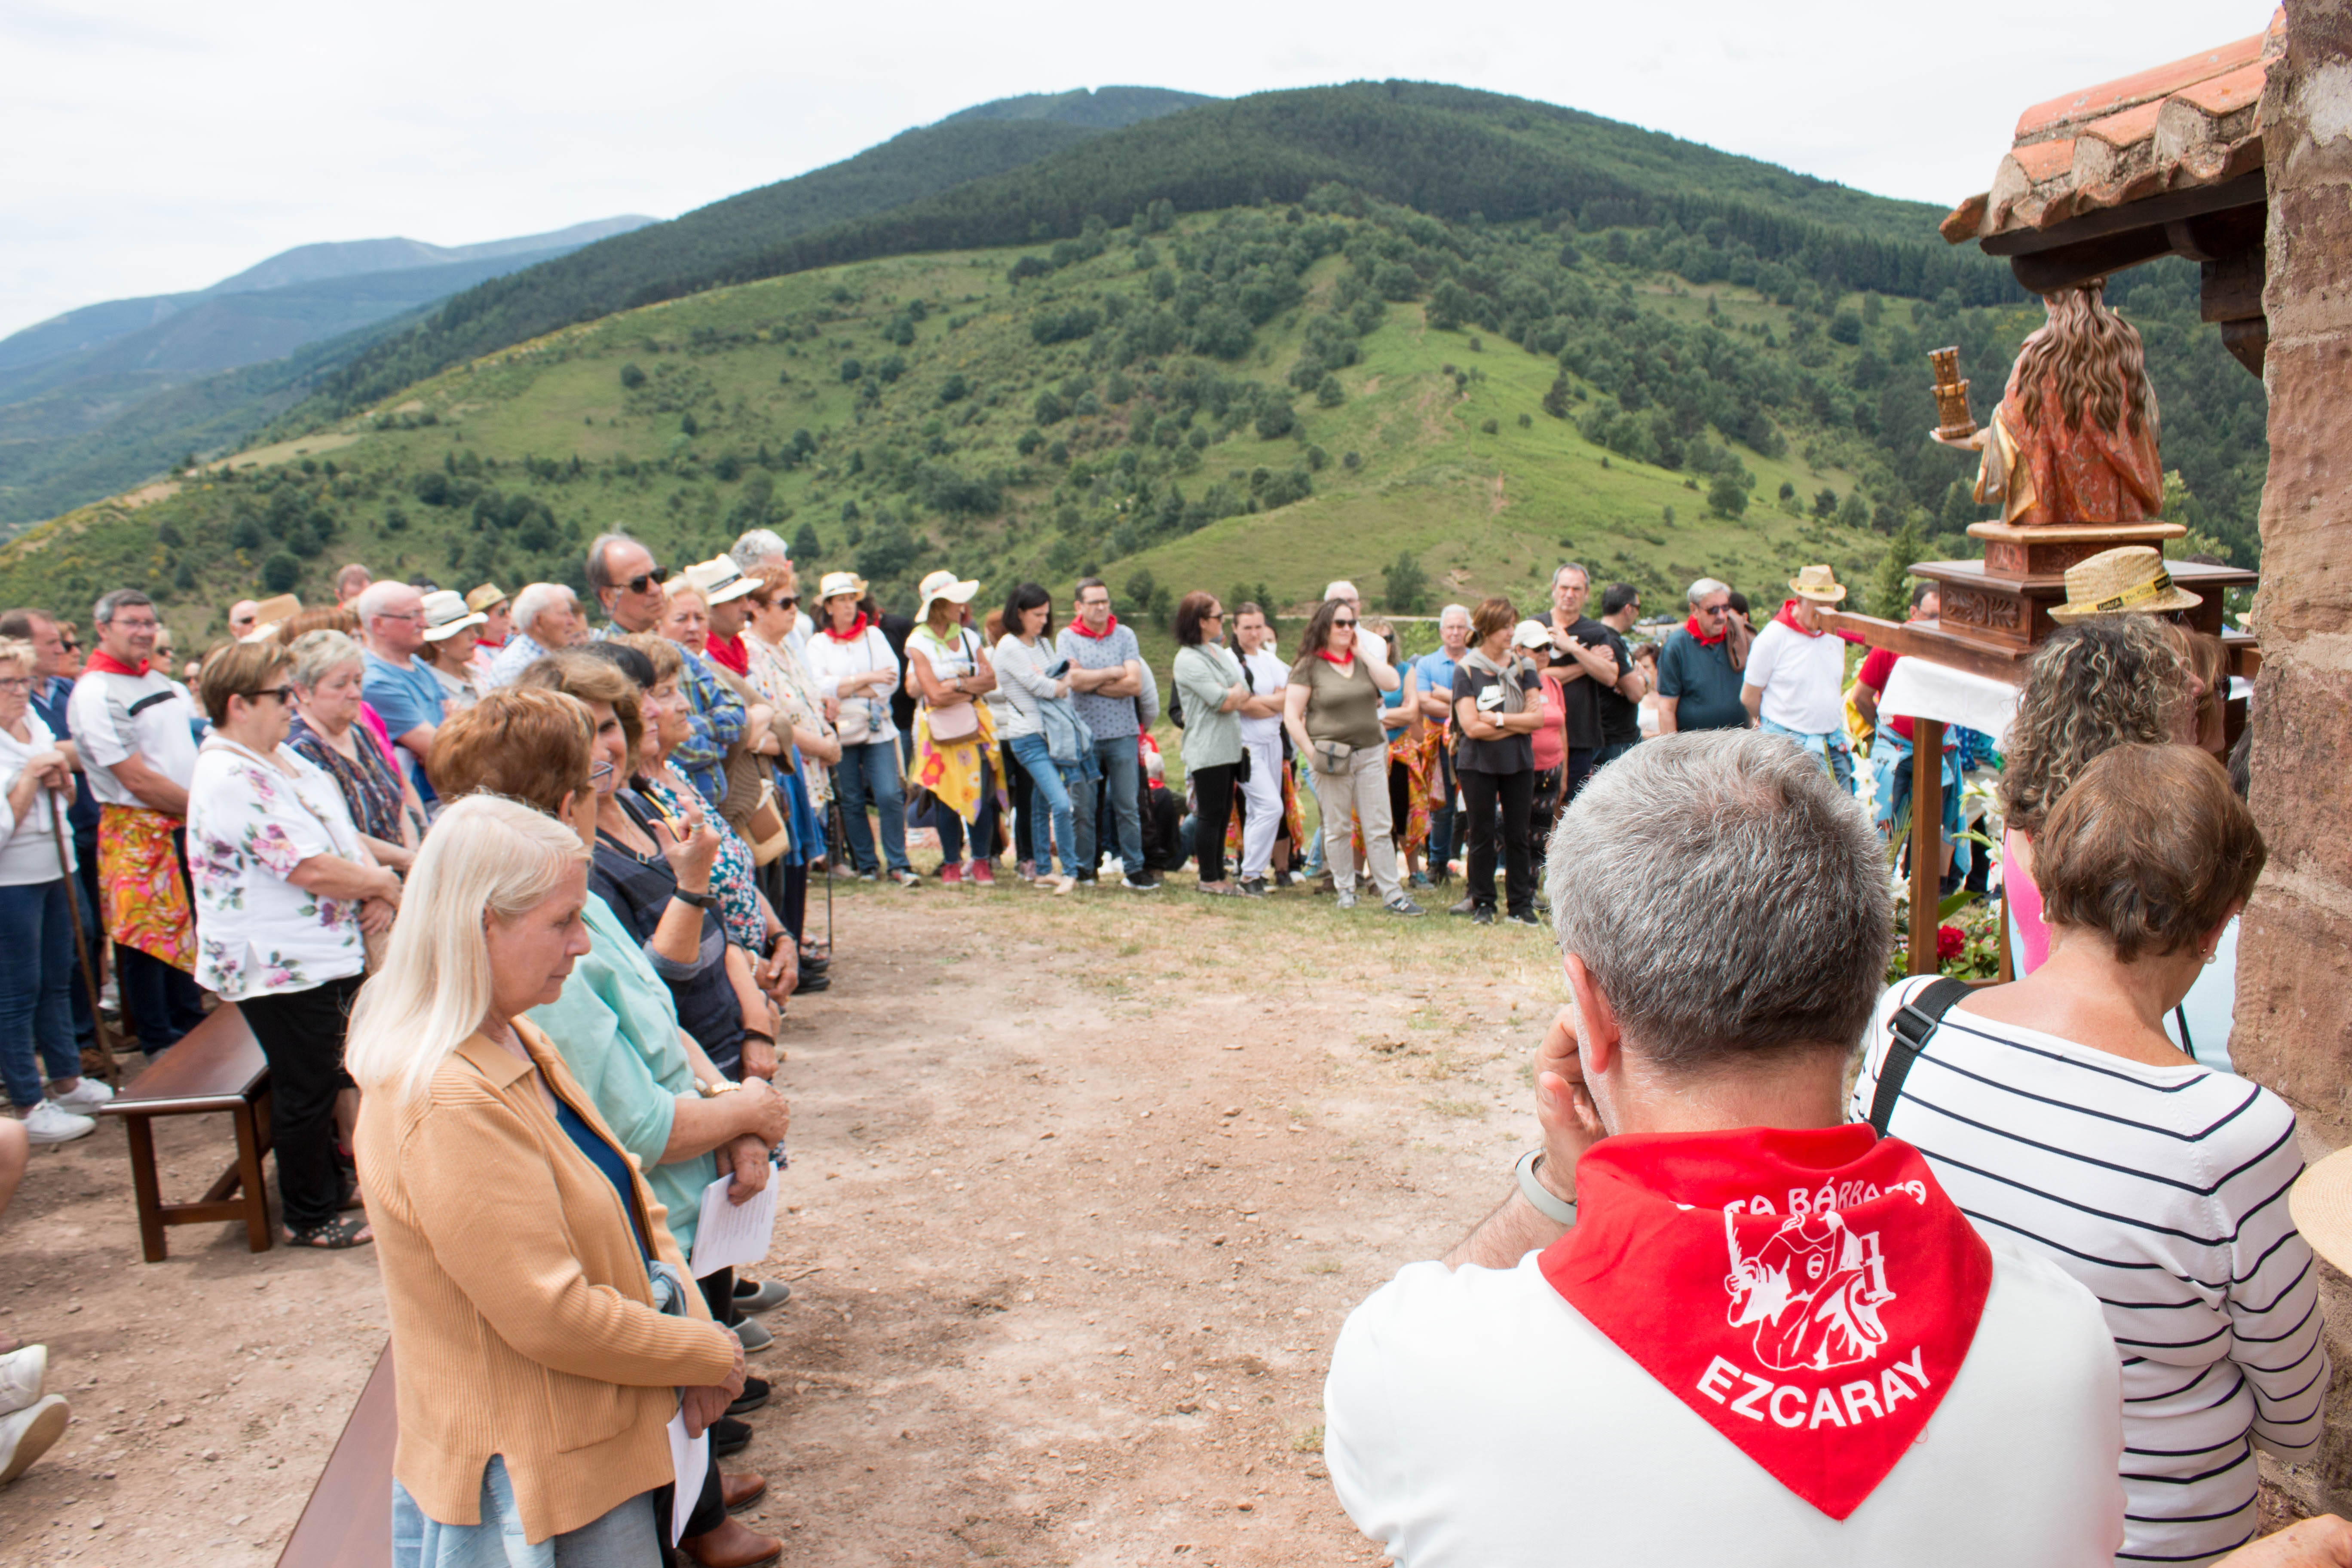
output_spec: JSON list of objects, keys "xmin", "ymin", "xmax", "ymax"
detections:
[
  {"xmin": 528, "ymin": 892, "xmax": 710, "ymax": 1258},
  {"xmin": 1657, "ymin": 628, "xmax": 1751, "ymax": 734}
]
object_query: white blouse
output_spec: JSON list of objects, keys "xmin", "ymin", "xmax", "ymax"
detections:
[
  {"xmin": 0, "ymin": 711, "xmax": 74, "ymax": 888},
  {"xmin": 187, "ymin": 736, "xmax": 371, "ymax": 1000}
]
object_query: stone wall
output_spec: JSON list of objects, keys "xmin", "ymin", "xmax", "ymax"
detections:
[{"xmin": 2240, "ymin": 0, "xmax": 2352, "ymax": 1517}]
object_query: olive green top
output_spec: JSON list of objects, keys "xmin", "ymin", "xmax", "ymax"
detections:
[{"xmin": 1290, "ymin": 655, "xmax": 1387, "ymax": 750}]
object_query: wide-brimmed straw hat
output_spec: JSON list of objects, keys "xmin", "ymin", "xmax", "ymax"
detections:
[
  {"xmin": 2291, "ymin": 1147, "xmax": 2352, "ymax": 1275},
  {"xmin": 1788, "ymin": 564, "xmax": 1848, "ymax": 603},
  {"xmin": 419, "ymin": 588, "xmax": 487, "ymax": 641},
  {"xmin": 240, "ymin": 593, "xmax": 303, "ymax": 643},
  {"xmin": 816, "ymin": 571, "xmax": 868, "ymax": 604},
  {"xmin": 2046, "ymin": 546, "xmax": 2203, "ymax": 622},
  {"xmin": 683, "ymin": 555, "xmax": 760, "ymax": 606},
  {"xmin": 466, "ymin": 583, "xmax": 509, "ymax": 614},
  {"xmin": 916, "ymin": 569, "xmax": 980, "ymax": 619}
]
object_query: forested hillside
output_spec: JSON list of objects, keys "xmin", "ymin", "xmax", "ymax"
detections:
[{"xmin": 0, "ymin": 185, "xmax": 2257, "ymax": 652}]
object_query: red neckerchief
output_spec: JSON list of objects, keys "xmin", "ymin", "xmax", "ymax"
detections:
[
  {"xmin": 1316, "ymin": 649, "xmax": 1355, "ymax": 668},
  {"xmin": 820, "ymin": 614, "xmax": 870, "ymax": 645},
  {"xmin": 1069, "ymin": 613, "xmax": 1120, "ymax": 641},
  {"xmin": 1776, "ymin": 598, "xmax": 1868, "ymax": 647},
  {"xmin": 705, "ymin": 631, "xmax": 748, "ymax": 675},
  {"xmin": 1684, "ymin": 615, "xmax": 1727, "ymax": 647},
  {"xmin": 85, "ymin": 649, "xmax": 149, "ymax": 678},
  {"xmin": 1540, "ymin": 1126, "xmax": 1989, "ymax": 1521}
]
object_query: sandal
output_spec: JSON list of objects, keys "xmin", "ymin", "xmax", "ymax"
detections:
[{"xmin": 286, "ymin": 1216, "xmax": 373, "ymax": 1250}]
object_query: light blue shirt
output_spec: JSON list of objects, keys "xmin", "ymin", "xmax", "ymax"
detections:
[
  {"xmin": 484, "ymin": 632, "xmax": 552, "ymax": 689},
  {"xmin": 361, "ymin": 650, "xmax": 447, "ymax": 802}
]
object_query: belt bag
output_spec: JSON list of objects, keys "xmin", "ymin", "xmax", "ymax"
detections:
[
  {"xmin": 927, "ymin": 700, "xmax": 980, "ymax": 743},
  {"xmin": 1312, "ymin": 738, "xmax": 1355, "ymax": 774}
]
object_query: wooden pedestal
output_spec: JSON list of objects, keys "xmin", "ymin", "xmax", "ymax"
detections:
[{"xmin": 1909, "ymin": 551, "xmax": 2255, "ymax": 659}]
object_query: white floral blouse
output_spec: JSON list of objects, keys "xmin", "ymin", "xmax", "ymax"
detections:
[{"xmin": 187, "ymin": 736, "xmax": 371, "ymax": 1001}]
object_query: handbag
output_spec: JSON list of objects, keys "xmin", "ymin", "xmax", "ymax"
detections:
[
  {"xmin": 928, "ymin": 701, "xmax": 980, "ymax": 742},
  {"xmin": 741, "ymin": 778, "xmax": 792, "ymax": 866},
  {"xmin": 1312, "ymin": 738, "xmax": 1356, "ymax": 774}
]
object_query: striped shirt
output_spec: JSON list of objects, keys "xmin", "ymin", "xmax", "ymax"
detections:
[{"xmin": 1852, "ymin": 977, "xmax": 2328, "ymax": 1567}]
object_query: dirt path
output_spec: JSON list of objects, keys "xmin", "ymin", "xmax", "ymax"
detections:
[{"xmin": 1, "ymin": 882, "xmax": 1570, "ymax": 1566}]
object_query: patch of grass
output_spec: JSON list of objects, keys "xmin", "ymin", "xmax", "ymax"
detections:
[
  {"xmin": 1424, "ymin": 1097, "xmax": 1485, "ymax": 1119},
  {"xmin": 1292, "ymin": 1424, "xmax": 1326, "ymax": 1453}
]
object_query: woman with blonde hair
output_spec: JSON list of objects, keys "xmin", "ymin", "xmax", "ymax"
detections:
[{"xmin": 349, "ymin": 795, "xmax": 745, "ymax": 1563}]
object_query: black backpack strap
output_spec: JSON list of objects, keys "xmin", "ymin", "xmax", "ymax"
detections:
[{"xmin": 1868, "ymin": 977, "xmax": 1972, "ymax": 1136}]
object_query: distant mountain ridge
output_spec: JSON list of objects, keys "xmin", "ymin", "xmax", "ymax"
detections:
[{"xmin": 937, "ymin": 86, "xmax": 1217, "ymax": 129}]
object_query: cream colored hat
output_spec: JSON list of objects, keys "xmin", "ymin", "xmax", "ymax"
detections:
[
  {"xmin": 1788, "ymin": 564, "xmax": 1848, "ymax": 603},
  {"xmin": 816, "ymin": 571, "xmax": 868, "ymax": 604},
  {"xmin": 683, "ymin": 555, "xmax": 760, "ymax": 606},
  {"xmin": 466, "ymin": 583, "xmax": 510, "ymax": 614},
  {"xmin": 240, "ymin": 592, "xmax": 303, "ymax": 643},
  {"xmin": 419, "ymin": 588, "xmax": 487, "ymax": 641},
  {"xmin": 916, "ymin": 569, "xmax": 980, "ymax": 619},
  {"xmin": 2290, "ymin": 1146, "xmax": 2352, "ymax": 1275},
  {"xmin": 2046, "ymin": 546, "xmax": 2202, "ymax": 622},
  {"xmin": 1511, "ymin": 619, "xmax": 1553, "ymax": 650}
]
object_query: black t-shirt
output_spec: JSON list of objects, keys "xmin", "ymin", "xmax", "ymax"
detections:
[
  {"xmin": 1540, "ymin": 613, "xmax": 1632, "ymax": 751},
  {"xmin": 589, "ymin": 791, "xmax": 747, "ymax": 1075},
  {"xmin": 879, "ymin": 612, "xmax": 918, "ymax": 734},
  {"xmin": 1451, "ymin": 661, "xmax": 1541, "ymax": 775},
  {"xmin": 1593, "ymin": 624, "xmax": 1641, "ymax": 744}
]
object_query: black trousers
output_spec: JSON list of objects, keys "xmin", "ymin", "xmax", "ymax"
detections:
[
  {"xmin": 1461, "ymin": 767, "xmax": 1534, "ymax": 918},
  {"xmin": 238, "ymin": 970, "xmax": 363, "ymax": 1232},
  {"xmin": 1000, "ymin": 743, "xmax": 1035, "ymax": 864},
  {"xmin": 1191, "ymin": 762, "xmax": 1237, "ymax": 883}
]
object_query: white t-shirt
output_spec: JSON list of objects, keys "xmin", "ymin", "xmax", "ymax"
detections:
[
  {"xmin": 1325, "ymin": 1245, "xmax": 2122, "ymax": 1568},
  {"xmin": 1855, "ymin": 978, "xmax": 2328, "ymax": 1565},
  {"xmin": 1238, "ymin": 648, "xmax": 1288, "ymax": 746},
  {"xmin": 68, "ymin": 666, "xmax": 201, "ymax": 806},
  {"xmin": 1743, "ymin": 618, "xmax": 1849, "ymax": 735},
  {"xmin": 0, "ymin": 711, "xmax": 73, "ymax": 886}
]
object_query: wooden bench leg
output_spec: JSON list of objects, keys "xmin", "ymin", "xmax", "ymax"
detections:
[
  {"xmin": 234, "ymin": 1098, "xmax": 273, "ymax": 1255},
  {"xmin": 122, "ymin": 1115, "xmax": 168, "ymax": 1264}
]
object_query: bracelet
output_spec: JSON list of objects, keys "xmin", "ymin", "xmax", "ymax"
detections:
[
  {"xmin": 740, "ymin": 1029, "xmax": 775, "ymax": 1046},
  {"xmin": 1514, "ymin": 1149, "xmax": 1579, "ymax": 1226},
  {"xmin": 698, "ymin": 1078, "xmax": 742, "ymax": 1097},
  {"xmin": 670, "ymin": 886, "xmax": 714, "ymax": 910}
]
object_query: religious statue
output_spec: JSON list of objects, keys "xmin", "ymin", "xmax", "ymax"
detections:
[{"xmin": 1931, "ymin": 281, "xmax": 2163, "ymax": 526}]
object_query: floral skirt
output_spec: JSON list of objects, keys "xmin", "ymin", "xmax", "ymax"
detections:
[{"xmin": 98, "ymin": 804, "xmax": 195, "ymax": 974}]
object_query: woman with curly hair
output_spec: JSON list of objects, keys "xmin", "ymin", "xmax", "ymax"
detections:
[{"xmin": 1935, "ymin": 280, "xmax": 2162, "ymax": 526}]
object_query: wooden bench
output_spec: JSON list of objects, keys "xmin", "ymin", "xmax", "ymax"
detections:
[
  {"xmin": 95, "ymin": 1001, "xmax": 273, "ymax": 1262},
  {"xmin": 278, "ymin": 1341, "xmax": 395, "ymax": 1567}
]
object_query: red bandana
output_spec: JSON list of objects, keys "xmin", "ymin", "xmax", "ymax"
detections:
[
  {"xmin": 820, "ymin": 614, "xmax": 870, "ymax": 645},
  {"xmin": 1776, "ymin": 598, "xmax": 1867, "ymax": 646},
  {"xmin": 1069, "ymin": 613, "xmax": 1121, "ymax": 640},
  {"xmin": 1540, "ymin": 1126, "xmax": 1989, "ymax": 1520},
  {"xmin": 704, "ymin": 631, "xmax": 748, "ymax": 675},
  {"xmin": 1316, "ymin": 649, "xmax": 1355, "ymax": 668},
  {"xmin": 1684, "ymin": 614, "xmax": 1727, "ymax": 647},
  {"xmin": 85, "ymin": 649, "xmax": 149, "ymax": 678}
]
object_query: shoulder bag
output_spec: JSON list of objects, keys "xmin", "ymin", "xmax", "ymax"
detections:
[
  {"xmin": 1865, "ymin": 977, "xmax": 1970, "ymax": 1136},
  {"xmin": 922, "ymin": 628, "xmax": 982, "ymax": 743}
]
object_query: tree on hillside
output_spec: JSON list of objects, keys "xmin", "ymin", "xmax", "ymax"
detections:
[
  {"xmin": 1706, "ymin": 471, "xmax": 1748, "ymax": 519},
  {"xmin": 1384, "ymin": 551, "xmax": 1430, "ymax": 614},
  {"xmin": 1543, "ymin": 371, "xmax": 1571, "ymax": 420},
  {"xmin": 792, "ymin": 521, "xmax": 821, "ymax": 560},
  {"xmin": 1871, "ymin": 516, "xmax": 1924, "ymax": 620}
]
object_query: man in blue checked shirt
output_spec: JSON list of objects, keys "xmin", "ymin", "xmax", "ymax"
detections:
[{"xmin": 587, "ymin": 532, "xmax": 745, "ymax": 811}]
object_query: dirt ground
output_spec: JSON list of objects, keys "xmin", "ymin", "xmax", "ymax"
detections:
[{"xmin": 0, "ymin": 876, "xmax": 1574, "ymax": 1566}]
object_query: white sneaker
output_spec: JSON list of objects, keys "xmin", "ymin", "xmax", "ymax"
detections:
[
  {"xmin": 20, "ymin": 1101, "xmax": 94, "ymax": 1145},
  {"xmin": 0, "ymin": 1345, "xmax": 44, "ymax": 1417},
  {"xmin": 0, "ymin": 1393, "xmax": 69, "ymax": 1485},
  {"xmin": 48, "ymin": 1079, "xmax": 113, "ymax": 1110}
]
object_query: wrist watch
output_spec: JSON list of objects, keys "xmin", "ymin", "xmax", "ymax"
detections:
[
  {"xmin": 1514, "ymin": 1149, "xmax": 1579, "ymax": 1225},
  {"xmin": 671, "ymin": 886, "xmax": 714, "ymax": 910}
]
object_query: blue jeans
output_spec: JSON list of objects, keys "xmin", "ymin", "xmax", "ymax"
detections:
[
  {"xmin": 0, "ymin": 879, "xmax": 80, "ymax": 1108},
  {"xmin": 1009, "ymin": 734, "xmax": 1081, "ymax": 876},
  {"xmin": 1595, "ymin": 739, "xmax": 1638, "ymax": 768},
  {"xmin": 935, "ymin": 758, "xmax": 999, "ymax": 865},
  {"xmin": 834, "ymin": 739, "xmax": 910, "ymax": 876},
  {"xmin": 1759, "ymin": 717, "xmax": 1855, "ymax": 795},
  {"xmin": 1075, "ymin": 735, "xmax": 1142, "ymax": 879},
  {"xmin": 395, "ymin": 1456, "xmax": 659, "ymax": 1568}
]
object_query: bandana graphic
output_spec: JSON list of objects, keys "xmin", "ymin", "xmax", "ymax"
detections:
[{"xmin": 1540, "ymin": 1126, "xmax": 1990, "ymax": 1519}]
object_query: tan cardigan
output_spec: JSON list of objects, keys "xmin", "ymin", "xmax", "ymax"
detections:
[{"xmin": 356, "ymin": 1018, "xmax": 739, "ymax": 1542}]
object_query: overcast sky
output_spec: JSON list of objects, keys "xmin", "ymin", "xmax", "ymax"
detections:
[{"xmin": 0, "ymin": 0, "xmax": 2278, "ymax": 341}]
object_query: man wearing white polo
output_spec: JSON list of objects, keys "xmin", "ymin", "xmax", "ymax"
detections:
[{"xmin": 1742, "ymin": 564, "xmax": 1857, "ymax": 791}]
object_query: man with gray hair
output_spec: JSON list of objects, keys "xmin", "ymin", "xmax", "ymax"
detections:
[
  {"xmin": 1322, "ymin": 731, "xmax": 2127, "ymax": 1565},
  {"xmin": 729, "ymin": 528, "xmax": 790, "ymax": 572},
  {"xmin": 1655, "ymin": 577, "xmax": 1748, "ymax": 734},
  {"xmin": 356, "ymin": 580, "xmax": 447, "ymax": 807},
  {"xmin": 484, "ymin": 583, "xmax": 585, "ymax": 689}
]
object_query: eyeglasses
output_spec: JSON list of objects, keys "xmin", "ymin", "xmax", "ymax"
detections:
[
  {"xmin": 377, "ymin": 610, "xmax": 422, "ymax": 622},
  {"xmin": 1203, "ymin": 610, "xmax": 1224, "ymax": 620},
  {"xmin": 1700, "ymin": 605, "xmax": 1730, "ymax": 617},
  {"xmin": 0, "ymin": 678, "xmax": 31, "ymax": 693},
  {"xmin": 1332, "ymin": 618, "xmax": 1358, "ymax": 628},
  {"xmin": 246, "ymin": 685, "xmax": 297, "ymax": 706},
  {"xmin": 622, "ymin": 569, "xmax": 665, "ymax": 595}
]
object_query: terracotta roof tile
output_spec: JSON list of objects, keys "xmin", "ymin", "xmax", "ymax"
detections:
[{"xmin": 1945, "ymin": 8, "xmax": 2283, "ymax": 246}]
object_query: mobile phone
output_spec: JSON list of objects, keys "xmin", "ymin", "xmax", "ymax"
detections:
[{"xmin": 1046, "ymin": 658, "xmax": 1071, "ymax": 678}]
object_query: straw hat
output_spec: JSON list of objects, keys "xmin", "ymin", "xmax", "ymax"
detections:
[
  {"xmin": 240, "ymin": 593, "xmax": 303, "ymax": 643},
  {"xmin": 1510, "ymin": 619, "xmax": 1553, "ymax": 651},
  {"xmin": 465, "ymin": 583, "xmax": 509, "ymax": 614},
  {"xmin": 2047, "ymin": 546, "xmax": 2202, "ymax": 622},
  {"xmin": 916, "ymin": 569, "xmax": 980, "ymax": 619},
  {"xmin": 2290, "ymin": 1147, "xmax": 2352, "ymax": 1275},
  {"xmin": 419, "ymin": 588, "xmax": 488, "ymax": 641},
  {"xmin": 682, "ymin": 555, "xmax": 760, "ymax": 606},
  {"xmin": 816, "ymin": 571, "xmax": 868, "ymax": 604},
  {"xmin": 1788, "ymin": 564, "xmax": 1848, "ymax": 603}
]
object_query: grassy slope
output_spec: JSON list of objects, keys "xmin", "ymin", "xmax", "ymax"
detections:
[{"xmin": 0, "ymin": 216, "xmax": 1896, "ymax": 658}]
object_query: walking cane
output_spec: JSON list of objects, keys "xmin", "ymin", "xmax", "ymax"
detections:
[
  {"xmin": 824, "ymin": 791, "xmax": 839, "ymax": 956},
  {"xmin": 47, "ymin": 787, "xmax": 125, "ymax": 1088}
]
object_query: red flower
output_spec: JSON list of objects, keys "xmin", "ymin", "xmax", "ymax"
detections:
[{"xmin": 1937, "ymin": 924, "xmax": 1967, "ymax": 961}]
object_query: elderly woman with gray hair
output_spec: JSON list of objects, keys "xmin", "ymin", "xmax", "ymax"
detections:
[{"xmin": 285, "ymin": 629, "xmax": 424, "ymax": 872}]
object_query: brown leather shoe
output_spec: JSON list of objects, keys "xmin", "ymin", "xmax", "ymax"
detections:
[
  {"xmin": 680, "ymin": 1516, "xmax": 782, "ymax": 1568},
  {"xmin": 721, "ymin": 1469, "xmax": 768, "ymax": 1512}
]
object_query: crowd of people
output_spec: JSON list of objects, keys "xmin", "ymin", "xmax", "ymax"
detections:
[{"xmin": 0, "ymin": 522, "xmax": 2345, "ymax": 1568}]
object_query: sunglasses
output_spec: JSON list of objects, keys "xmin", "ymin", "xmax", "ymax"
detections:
[
  {"xmin": 623, "ymin": 569, "xmax": 666, "ymax": 595},
  {"xmin": 247, "ymin": 685, "xmax": 297, "ymax": 706},
  {"xmin": 1700, "ymin": 605, "xmax": 1730, "ymax": 617},
  {"xmin": 1332, "ymin": 618, "xmax": 1358, "ymax": 628}
]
